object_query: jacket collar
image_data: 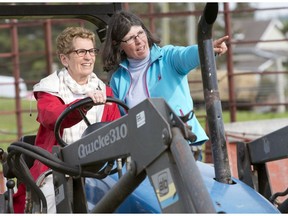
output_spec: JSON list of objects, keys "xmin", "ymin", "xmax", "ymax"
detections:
[{"xmin": 119, "ymin": 43, "xmax": 162, "ymax": 69}]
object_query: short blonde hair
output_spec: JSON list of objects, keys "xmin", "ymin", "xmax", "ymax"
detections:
[{"xmin": 56, "ymin": 26, "xmax": 95, "ymax": 57}]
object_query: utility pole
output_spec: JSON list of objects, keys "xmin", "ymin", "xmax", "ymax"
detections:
[
  {"xmin": 160, "ymin": 3, "xmax": 170, "ymax": 45},
  {"xmin": 187, "ymin": 3, "xmax": 196, "ymax": 45}
]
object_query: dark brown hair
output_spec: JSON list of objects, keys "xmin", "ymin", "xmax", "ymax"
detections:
[{"xmin": 101, "ymin": 11, "xmax": 160, "ymax": 72}]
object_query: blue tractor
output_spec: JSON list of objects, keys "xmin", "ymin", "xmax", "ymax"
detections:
[{"xmin": 0, "ymin": 3, "xmax": 287, "ymax": 214}]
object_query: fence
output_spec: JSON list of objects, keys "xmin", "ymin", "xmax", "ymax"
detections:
[{"xmin": 0, "ymin": 2, "xmax": 287, "ymax": 161}]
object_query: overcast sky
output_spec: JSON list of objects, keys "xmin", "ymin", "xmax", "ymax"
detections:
[{"xmin": 229, "ymin": 2, "xmax": 288, "ymax": 20}]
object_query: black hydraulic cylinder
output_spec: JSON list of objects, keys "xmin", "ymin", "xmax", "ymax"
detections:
[
  {"xmin": 170, "ymin": 127, "xmax": 216, "ymax": 213},
  {"xmin": 197, "ymin": 3, "xmax": 232, "ymax": 184}
]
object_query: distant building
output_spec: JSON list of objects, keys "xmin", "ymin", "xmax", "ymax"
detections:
[
  {"xmin": 233, "ymin": 18, "xmax": 288, "ymax": 112},
  {"xmin": 0, "ymin": 75, "xmax": 28, "ymax": 98},
  {"xmin": 233, "ymin": 18, "xmax": 288, "ymax": 72},
  {"xmin": 189, "ymin": 18, "xmax": 288, "ymax": 111}
]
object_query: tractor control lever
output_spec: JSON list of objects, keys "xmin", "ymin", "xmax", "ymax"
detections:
[
  {"xmin": 6, "ymin": 179, "xmax": 15, "ymax": 213},
  {"xmin": 0, "ymin": 148, "xmax": 7, "ymax": 163},
  {"xmin": 178, "ymin": 110, "xmax": 197, "ymax": 143},
  {"xmin": 179, "ymin": 110, "xmax": 194, "ymax": 123},
  {"xmin": 185, "ymin": 125, "xmax": 197, "ymax": 143}
]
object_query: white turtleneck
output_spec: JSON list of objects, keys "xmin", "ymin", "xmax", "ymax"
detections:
[{"xmin": 125, "ymin": 53, "xmax": 150, "ymax": 108}]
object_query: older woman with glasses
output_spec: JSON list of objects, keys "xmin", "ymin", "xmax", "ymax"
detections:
[
  {"xmin": 13, "ymin": 26, "xmax": 121, "ymax": 213},
  {"xmin": 102, "ymin": 11, "xmax": 228, "ymax": 158}
]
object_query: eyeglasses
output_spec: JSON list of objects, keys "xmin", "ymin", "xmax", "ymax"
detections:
[
  {"xmin": 69, "ymin": 48, "xmax": 99, "ymax": 57},
  {"xmin": 121, "ymin": 30, "xmax": 146, "ymax": 45}
]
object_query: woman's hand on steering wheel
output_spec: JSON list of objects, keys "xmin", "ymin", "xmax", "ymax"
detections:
[{"xmin": 86, "ymin": 90, "xmax": 106, "ymax": 104}]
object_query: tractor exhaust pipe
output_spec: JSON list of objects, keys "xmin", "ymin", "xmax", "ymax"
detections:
[{"xmin": 197, "ymin": 3, "xmax": 232, "ymax": 184}]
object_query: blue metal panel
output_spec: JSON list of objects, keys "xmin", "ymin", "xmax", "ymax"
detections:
[
  {"xmin": 197, "ymin": 162, "xmax": 280, "ymax": 213},
  {"xmin": 85, "ymin": 173, "xmax": 160, "ymax": 213},
  {"xmin": 85, "ymin": 162, "xmax": 280, "ymax": 213}
]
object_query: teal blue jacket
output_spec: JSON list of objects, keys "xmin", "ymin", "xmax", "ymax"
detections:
[{"xmin": 109, "ymin": 44, "xmax": 208, "ymax": 145}]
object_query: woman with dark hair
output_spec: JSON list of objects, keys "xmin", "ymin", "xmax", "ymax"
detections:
[{"xmin": 102, "ymin": 11, "xmax": 228, "ymax": 154}]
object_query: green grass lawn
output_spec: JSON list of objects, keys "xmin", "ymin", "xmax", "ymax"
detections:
[
  {"xmin": 1, "ymin": 98, "xmax": 288, "ymax": 149},
  {"xmin": 0, "ymin": 97, "xmax": 288, "ymax": 172},
  {"xmin": 1, "ymin": 97, "xmax": 288, "ymax": 153},
  {"xmin": 196, "ymin": 108, "xmax": 288, "ymax": 125},
  {"xmin": 0, "ymin": 98, "xmax": 39, "ymax": 150}
]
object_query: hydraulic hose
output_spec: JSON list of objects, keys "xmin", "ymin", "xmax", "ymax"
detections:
[
  {"xmin": 7, "ymin": 151, "xmax": 47, "ymax": 213},
  {"xmin": 8, "ymin": 142, "xmax": 107, "ymax": 179}
]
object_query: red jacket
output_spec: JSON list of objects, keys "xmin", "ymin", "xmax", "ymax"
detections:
[{"xmin": 13, "ymin": 86, "xmax": 121, "ymax": 213}]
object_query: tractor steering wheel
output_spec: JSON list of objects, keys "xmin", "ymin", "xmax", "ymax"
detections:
[{"xmin": 54, "ymin": 96, "xmax": 129, "ymax": 147}]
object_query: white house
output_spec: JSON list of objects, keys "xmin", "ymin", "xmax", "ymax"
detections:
[{"xmin": 0, "ymin": 75, "xmax": 28, "ymax": 98}]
